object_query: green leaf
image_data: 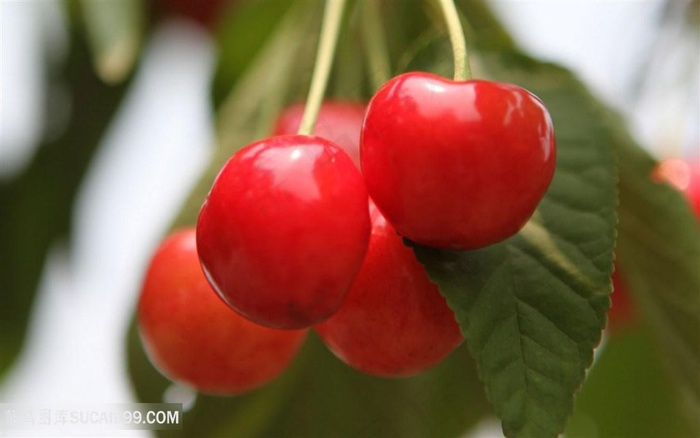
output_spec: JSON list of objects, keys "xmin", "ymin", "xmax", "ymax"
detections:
[
  {"xmin": 79, "ymin": 0, "xmax": 143, "ymax": 84},
  {"xmin": 567, "ymin": 324, "xmax": 697, "ymax": 438},
  {"xmin": 612, "ymin": 114, "xmax": 700, "ymax": 431},
  {"xmin": 412, "ymin": 54, "xmax": 617, "ymax": 437}
]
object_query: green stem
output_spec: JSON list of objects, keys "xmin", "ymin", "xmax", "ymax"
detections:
[
  {"xmin": 362, "ymin": 0, "xmax": 391, "ymax": 90},
  {"xmin": 297, "ymin": 0, "xmax": 348, "ymax": 136},
  {"xmin": 436, "ymin": 0, "xmax": 471, "ymax": 81}
]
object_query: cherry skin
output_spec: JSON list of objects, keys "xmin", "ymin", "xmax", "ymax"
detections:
[
  {"xmin": 361, "ymin": 72, "xmax": 556, "ymax": 250},
  {"xmin": 315, "ymin": 201, "xmax": 464, "ymax": 377},
  {"xmin": 137, "ymin": 229, "xmax": 307, "ymax": 395},
  {"xmin": 273, "ymin": 101, "xmax": 366, "ymax": 168},
  {"xmin": 197, "ymin": 135, "xmax": 371, "ymax": 329}
]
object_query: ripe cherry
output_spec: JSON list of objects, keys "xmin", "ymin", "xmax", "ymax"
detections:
[
  {"xmin": 137, "ymin": 229, "xmax": 307, "ymax": 395},
  {"xmin": 273, "ymin": 101, "xmax": 366, "ymax": 168},
  {"xmin": 361, "ymin": 72, "xmax": 556, "ymax": 250},
  {"xmin": 197, "ymin": 135, "xmax": 371, "ymax": 329},
  {"xmin": 652, "ymin": 157, "xmax": 700, "ymax": 218},
  {"xmin": 315, "ymin": 201, "xmax": 464, "ymax": 377},
  {"xmin": 608, "ymin": 265, "xmax": 637, "ymax": 333}
]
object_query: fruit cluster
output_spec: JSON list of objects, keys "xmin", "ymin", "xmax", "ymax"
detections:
[{"xmin": 138, "ymin": 74, "xmax": 557, "ymax": 395}]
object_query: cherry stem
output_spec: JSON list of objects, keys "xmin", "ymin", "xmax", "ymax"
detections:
[
  {"xmin": 436, "ymin": 0, "xmax": 471, "ymax": 81},
  {"xmin": 298, "ymin": 0, "xmax": 347, "ymax": 136}
]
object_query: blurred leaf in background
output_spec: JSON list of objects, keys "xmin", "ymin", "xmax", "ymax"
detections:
[
  {"xmin": 612, "ymin": 110, "xmax": 700, "ymax": 432},
  {"xmin": 79, "ymin": 0, "xmax": 144, "ymax": 84},
  {"xmin": 0, "ymin": 25, "xmax": 130, "ymax": 378},
  {"xmin": 568, "ymin": 324, "xmax": 697, "ymax": 438}
]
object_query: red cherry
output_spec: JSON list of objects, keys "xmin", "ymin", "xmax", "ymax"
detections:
[
  {"xmin": 137, "ymin": 229, "xmax": 307, "ymax": 395},
  {"xmin": 197, "ymin": 135, "xmax": 371, "ymax": 329},
  {"xmin": 608, "ymin": 265, "xmax": 637, "ymax": 332},
  {"xmin": 361, "ymin": 72, "xmax": 556, "ymax": 250},
  {"xmin": 652, "ymin": 157, "xmax": 700, "ymax": 218},
  {"xmin": 315, "ymin": 201, "xmax": 464, "ymax": 377},
  {"xmin": 152, "ymin": 0, "xmax": 234, "ymax": 27},
  {"xmin": 273, "ymin": 101, "xmax": 366, "ymax": 167}
]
